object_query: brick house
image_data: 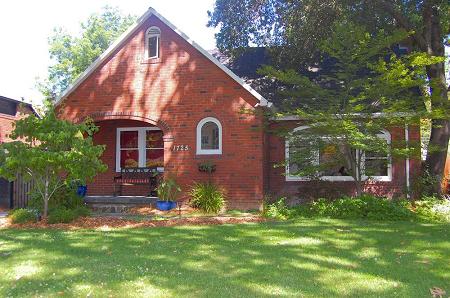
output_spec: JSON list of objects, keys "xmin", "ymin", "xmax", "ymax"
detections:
[
  {"xmin": 0, "ymin": 96, "xmax": 37, "ymax": 209},
  {"xmin": 56, "ymin": 8, "xmax": 421, "ymax": 209}
]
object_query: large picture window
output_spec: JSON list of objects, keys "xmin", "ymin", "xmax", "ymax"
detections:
[
  {"xmin": 196, "ymin": 117, "xmax": 222, "ymax": 155},
  {"xmin": 116, "ymin": 127, "xmax": 164, "ymax": 172},
  {"xmin": 285, "ymin": 127, "xmax": 391, "ymax": 181}
]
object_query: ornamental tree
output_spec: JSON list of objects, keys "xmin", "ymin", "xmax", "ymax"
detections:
[
  {"xmin": 0, "ymin": 110, "xmax": 107, "ymax": 217},
  {"xmin": 264, "ymin": 23, "xmax": 438, "ymax": 196}
]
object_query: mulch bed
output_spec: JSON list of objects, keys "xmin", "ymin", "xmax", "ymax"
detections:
[
  {"xmin": 2, "ymin": 215, "xmax": 265, "ymax": 230},
  {"xmin": 126, "ymin": 205, "xmax": 197, "ymax": 216}
]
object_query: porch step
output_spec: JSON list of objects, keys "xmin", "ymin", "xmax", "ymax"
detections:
[{"xmin": 84, "ymin": 196, "xmax": 158, "ymax": 213}]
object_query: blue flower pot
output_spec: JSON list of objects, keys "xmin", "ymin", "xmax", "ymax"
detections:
[
  {"xmin": 76, "ymin": 185, "xmax": 87, "ymax": 197},
  {"xmin": 156, "ymin": 200, "xmax": 177, "ymax": 211}
]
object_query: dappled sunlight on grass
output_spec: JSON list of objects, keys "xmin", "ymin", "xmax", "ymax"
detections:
[
  {"xmin": 12, "ymin": 261, "xmax": 40, "ymax": 280},
  {"xmin": 0, "ymin": 220, "xmax": 448, "ymax": 297}
]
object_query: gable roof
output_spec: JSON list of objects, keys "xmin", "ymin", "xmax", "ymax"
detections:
[
  {"xmin": 55, "ymin": 7, "xmax": 271, "ymax": 108},
  {"xmin": 0, "ymin": 95, "xmax": 38, "ymax": 116}
]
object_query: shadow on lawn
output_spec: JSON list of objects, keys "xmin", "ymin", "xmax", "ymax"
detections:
[{"xmin": 0, "ymin": 220, "xmax": 449, "ymax": 297}]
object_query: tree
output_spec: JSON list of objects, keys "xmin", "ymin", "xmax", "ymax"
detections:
[
  {"xmin": 0, "ymin": 110, "xmax": 107, "ymax": 217},
  {"xmin": 38, "ymin": 6, "xmax": 136, "ymax": 101},
  {"xmin": 208, "ymin": 0, "xmax": 450, "ymax": 194},
  {"xmin": 263, "ymin": 23, "xmax": 435, "ymax": 195}
]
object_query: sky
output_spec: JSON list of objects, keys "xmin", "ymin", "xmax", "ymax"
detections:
[{"xmin": 0, "ymin": 0, "xmax": 217, "ymax": 106}]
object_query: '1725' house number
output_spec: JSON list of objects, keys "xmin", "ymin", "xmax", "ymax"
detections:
[{"xmin": 172, "ymin": 145, "xmax": 189, "ymax": 151}]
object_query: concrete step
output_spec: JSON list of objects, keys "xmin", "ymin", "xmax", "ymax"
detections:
[{"xmin": 84, "ymin": 196, "xmax": 158, "ymax": 213}]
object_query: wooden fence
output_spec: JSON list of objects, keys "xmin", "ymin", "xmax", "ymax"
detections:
[{"xmin": 12, "ymin": 174, "xmax": 34, "ymax": 208}]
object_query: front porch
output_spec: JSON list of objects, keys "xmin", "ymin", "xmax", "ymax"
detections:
[{"xmin": 87, "ymin": 118, "xmax": 167, "ymax": 197}]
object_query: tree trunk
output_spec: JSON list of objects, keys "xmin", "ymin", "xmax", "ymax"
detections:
[
  {"xmin": 422, "ymin": 3, "xmax": 449, "ymax": 195},
  {"xmin": 355, "ymin": 180, "xmax": 363, "ymax": 197},
  {"xmin": 376, "ymin": 0, "xmax": 449, "ymax": 195},
  {"xmin": 425, "ymin": 118, "xmax": 449, "ymax": 194},
  {"xmin": 43, "ymin": 179, "xmax": 49, "ymax": 218}
]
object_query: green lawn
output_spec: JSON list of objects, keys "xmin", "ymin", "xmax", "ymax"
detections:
[{"xmin": 0, "ymin": 219, "xmax": 449, "ymax": 297}]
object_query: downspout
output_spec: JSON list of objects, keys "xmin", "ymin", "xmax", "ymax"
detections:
[{"xmin": 405, "ymin": 124, "xmax": 410, "ymax": 199}]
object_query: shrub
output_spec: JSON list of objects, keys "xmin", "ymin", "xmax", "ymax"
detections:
[
  {"xmin": 412, "ymin": 169, "xmax": 441, "ymax": 197},
  {"xmin": 47, "ymin": 207, "xmax": 78, "ymax": 224},
  {"xmin": 189, "ymin": 182, "xmax": 226, "ymax": 213},
  {"xmin": 262, "ymin": 195, "xmax": 416, "ymax": 221},
  {"xmin": 28, "ymin": 184, "xmax": 85, "ymax": 213},
  {"xmin": 414, "ymin": 197, "xmax": 450, "ymax": 222},
  {"xmin": 263, "ymin": 198, "xmax": 290, "ymax": 220},
  {"xmin": 264, "ymin": 195, "xmax": 450, "ymax": 222},
  {"xmin": 157, "ymin": 177, "xmax": 181, "ymax": 202},
  {"xmin": 9, "ymin": 209, "xmax": 37, "ymax": 224},
  {"xmin": 74, "ymin": 205, "xmax": 91, "ymax": 217}
]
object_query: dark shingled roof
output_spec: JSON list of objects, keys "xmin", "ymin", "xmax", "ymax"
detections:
[
  {"xmin": 210, "ymin": 46, "xmax": 413, "ymax": 108},
  {"xmin": 0, "ymin": 95, "xmax": 38, "ymax": 116}
]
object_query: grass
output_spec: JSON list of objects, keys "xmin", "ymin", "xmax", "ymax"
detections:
[{"xmin": 0, "ymin": 219, "xmax": 449, "ymax": 297}]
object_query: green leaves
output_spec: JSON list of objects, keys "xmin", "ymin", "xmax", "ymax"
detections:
[
  {"xmin": 156, "ymin": 177, "xmax": 182, "ymax": 202},
  {"xmin": 38, "ymin": 6, "xmax": 136, "ymax": 101},
  {"xmin": 0, "ymin": 109, "xmax": 107, "ymax": 216},
  {"xmin": 269, "ymin": 23, "xmax": 429, "ymax": 193}
]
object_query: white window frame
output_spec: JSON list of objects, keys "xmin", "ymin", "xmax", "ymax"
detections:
[
  {"xmin": 145, "ymin": 26, "xmax": 161, "ymax": 59},
  {"xmin": 361, "ymin": 131, "xmax": 392, "ymax": 182},
  {"xmin": 196, "ymin": 117, "xmax": 222, "ymax": 155},
  {"xmin": 285, "ymin": 127, "xmax": 392, "ymax": 182},
  {"xmin": 116, "ymin": 127, "xmax": 163, "ymax": 172}
]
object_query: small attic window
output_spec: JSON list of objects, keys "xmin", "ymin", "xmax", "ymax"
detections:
[{"xmin": 146, "ymin": 26, "xmax": 161, "ymax": 59}]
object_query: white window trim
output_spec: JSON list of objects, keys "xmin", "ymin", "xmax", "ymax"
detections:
[
  {"xmin": 145, "ymin": 26, "xmax": 160, "ymax": 60},
  {"xmin": 285, "ymin": 127, "xmax": 392, "ymax": 182},
  {"xmin": 196, "ymin": 117, "xmax": 222, "ymax": 155},
  {"xmin": 361, "ymin": 131, "xmax": 392, "ymax": 182},
  {"xmin": 116, "ymin": 127, "xmax": 163, "ymax": 172}
]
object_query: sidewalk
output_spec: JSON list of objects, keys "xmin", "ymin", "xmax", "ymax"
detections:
[{"xmin": 0, "ymin": 211, "xmax": 8, "ymax": 227}]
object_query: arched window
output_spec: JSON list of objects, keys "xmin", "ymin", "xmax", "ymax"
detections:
[
  {"xmin": 196, "ymin": 117, "xmax": 222, "ymax": 155},
  {"xmin": 145, "ymin": 26, "xmax": 160, "ymax": 59}
]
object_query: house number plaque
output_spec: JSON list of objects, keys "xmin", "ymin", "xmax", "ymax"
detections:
[{"xmin": 172, "ymin": 145, "xmax": 189, "ymax": 151}]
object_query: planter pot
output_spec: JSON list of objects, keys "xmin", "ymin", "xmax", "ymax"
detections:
[
  {"xmin": 76, "ymin": 185, "xmax": 87, "ymax": 197},
  {"xmin": 156, "ymin": 200, "xmax": 177, "ymax": 211}
]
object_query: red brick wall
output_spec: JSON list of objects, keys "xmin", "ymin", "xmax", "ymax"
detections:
[
  {"xmin": 57, "ymin": 15, "xmax": 265, "ymax": 210},
  {"xmin": 0, "ymin": 105, "xmax": 34, "ymax": 144},
  {"xmin": 265, "ymin": 121, "xmax": 421, "ymax": 203}
]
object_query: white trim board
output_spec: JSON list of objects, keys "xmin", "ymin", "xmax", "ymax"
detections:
[{"xmin": 55, "ymin": 7, "xmax": 271, "ymax": 108}]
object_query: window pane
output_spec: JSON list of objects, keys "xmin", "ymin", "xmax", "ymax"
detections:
[
  {"xmin": 148, "ymin": 36, "xmax": 158, "ymax": 58},
  {"xmin": 120, "ymin": 131, "xmax": 138, "ymax": 148},
  {"xmin": 365, "ymin": 150, "xmax": 388, "ymax": 176},
  {"xmin": 287, "ymin": 141, "xmax": 317, "ymax": 176},
  {"xmin": 319, "ymin": 144, "xmax": 351, "ymax": 176},
  {"xmin": 146, "ymin": 131, "xmax": 163, "ymax": 148},
  {"xmin": 201, "ymin": 122, "xmax": 219, "ymax": 150},
  {"xmin": 120, "ymin": 150, "xmax": 139, "ymax": 168},
  {"xmin": 365, "ymin": 158, "xmax": 388, "ymax": 176},
  {"xmin": 146, "ymin": 149, "xmax": 164, "ymax": 167}
]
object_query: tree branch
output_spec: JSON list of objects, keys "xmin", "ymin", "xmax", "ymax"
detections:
[{"xmin": 372, "ymin": 0, "xmax": 428, "ymax": 51}]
